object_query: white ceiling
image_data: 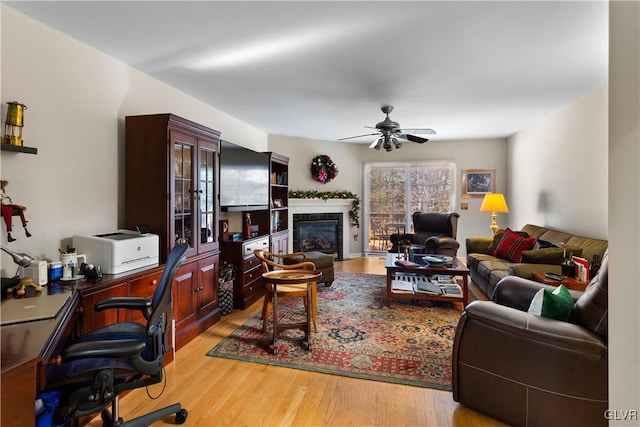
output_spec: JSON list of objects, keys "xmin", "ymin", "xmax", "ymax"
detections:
[{"xmin": 5, "ymin": 1, "xmax": 609, "ymax": 143}]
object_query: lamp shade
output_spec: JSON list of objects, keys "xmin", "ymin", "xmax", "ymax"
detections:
[{"xmin": 480, "ymin": 193, "xmax": 509, "ymax": 213}]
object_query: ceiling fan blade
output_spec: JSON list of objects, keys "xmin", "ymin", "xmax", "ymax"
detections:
[
  {"xmin": 399, "ymin": 128, "xmax": 437, "ymax": 135},
  {"xmin": 338, "ymin": 132, "xmax": 380, "ymax": 141},
  {"xmin": 398, "ymin": 134, "xmax": 430, "ymax": 144}
]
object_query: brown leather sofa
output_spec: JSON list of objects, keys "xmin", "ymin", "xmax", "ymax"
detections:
[
  {"xmin": 389, "ymin": 212, "xmax": 460, "ymax": 256},
  {"xmin": 452, "ymin": 251, "xmax": 608, "ymax": 427}
]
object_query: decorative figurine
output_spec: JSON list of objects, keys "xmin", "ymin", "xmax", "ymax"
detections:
[
  {"xmin": 244, "ymin": 213, "xmax": 252, "ymax": 239},
  {"xmin": 1, "ymin": 180, "xmax": 31, "ymax": 242}
]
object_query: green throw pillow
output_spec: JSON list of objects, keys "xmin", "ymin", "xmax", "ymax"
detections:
[{"xmin": 528, "ymin": 285, "xmax": 574, "ymax": 321}]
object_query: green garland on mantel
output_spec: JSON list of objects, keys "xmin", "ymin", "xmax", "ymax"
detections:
[{"xmin": 289, "ymin": 189, "xmax": 360, "ymax": 228}]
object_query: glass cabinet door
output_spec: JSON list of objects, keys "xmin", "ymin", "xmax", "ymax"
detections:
[
  {"xmin": 198, "ymin": 142, "xmax": 217, "ymax": 253},
  {"xmin": 174, "ymin": 143, "xmax": 194, "ymax": 247}
]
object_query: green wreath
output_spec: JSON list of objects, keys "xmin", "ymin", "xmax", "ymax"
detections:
[{"xmin": 310, "ymin": 154, "xmax": 338, "ymax": 184}]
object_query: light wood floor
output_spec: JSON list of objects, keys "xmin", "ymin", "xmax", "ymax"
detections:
[{"xmin": 87, "ymin": 256, "xmax": 506, "ymax": 427}]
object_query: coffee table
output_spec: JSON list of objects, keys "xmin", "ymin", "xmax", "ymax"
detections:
[{"xmin": 385, "ymin": 253, "xmax": 470, "ymax": 307}]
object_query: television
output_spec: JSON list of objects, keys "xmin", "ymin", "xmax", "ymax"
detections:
[{"xmin": 219, "ymin": 140, "xmax": 269, "ymax": 210}]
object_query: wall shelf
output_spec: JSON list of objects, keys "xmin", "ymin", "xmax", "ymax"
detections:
[{"xmin": 1, "ymin": 144, "xmax": 37, "ymax": 154}]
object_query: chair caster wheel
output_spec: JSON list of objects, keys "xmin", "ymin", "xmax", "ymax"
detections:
[{"xmin": 175, "ymin": 408, "xmax": 188, "ymax": 424}]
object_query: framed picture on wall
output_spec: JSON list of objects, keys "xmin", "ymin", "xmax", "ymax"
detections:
[{"xmin": 462, "ymin": 169, "xmax": 496, "ymax": 198}]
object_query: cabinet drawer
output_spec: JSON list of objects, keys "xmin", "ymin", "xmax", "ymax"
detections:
[
  {"xmin": 130, "ymin": 272, "xmax": 163, "ymax": 298},
  {"xmin": 243, "ymin": 265, "xmax": 262, "ymax": 285},
  {"xmin": 243, "ymin": 237, "xmax": 269, "ymax": 258},
  {"xmin": 243, "ymin": 278, "xmax": 264, "ymax": 299},
  {"xmin": 129, "ymin": 271, "xmax": 163, "ymax": 324},
  {"xmin": 243, "ymin": 255, "xmax": 261, "ymax": 272}
]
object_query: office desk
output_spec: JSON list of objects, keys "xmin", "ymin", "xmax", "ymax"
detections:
[{"xmin": 1, "ymin": 284, "xmax": 79, "ymax": 427}]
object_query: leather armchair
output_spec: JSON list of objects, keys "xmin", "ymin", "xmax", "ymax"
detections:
[
  {"xmin": 389, "ymin": 212, "xmax": 460, "ymax": 256},
  {"xmin": 452, "ymin": 251, "xmax": 608, "ymax": 427}
]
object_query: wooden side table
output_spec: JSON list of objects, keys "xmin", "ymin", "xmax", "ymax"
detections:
[
  {"xmin": 261, "ymin": 269, "xmax": 322, "ymax": 355},
  {"xmin": 531, "ymin": 271, "xmax": 589, "ymax": 292}
]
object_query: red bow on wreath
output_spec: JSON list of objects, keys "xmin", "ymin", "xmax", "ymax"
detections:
[{"xmin": 311, "ymin": 155, "xmax": 338, "ymax": 184}]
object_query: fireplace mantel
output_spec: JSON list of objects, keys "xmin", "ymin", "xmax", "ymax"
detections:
[{"xmin": 288, "ymin": 198, "xmax": 355, "ymax": 256}]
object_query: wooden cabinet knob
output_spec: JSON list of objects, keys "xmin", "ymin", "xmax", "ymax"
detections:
[
  {"xmin": 47, "ymin": 355, "xmax": 62, "ymax": 366},
  {"xmin": 151, "ymin": 279, "xmax": 158, "ymax": 286}
]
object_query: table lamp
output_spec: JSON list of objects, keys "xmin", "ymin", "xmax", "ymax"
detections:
[{"xmin": 480, "ymin": 193, "xmax": 509, "ymax": 235}]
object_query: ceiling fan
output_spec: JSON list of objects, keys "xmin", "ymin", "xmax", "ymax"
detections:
[{"xmin": 338, "ymin": 106, "xmax": 436, "ymax": 151}]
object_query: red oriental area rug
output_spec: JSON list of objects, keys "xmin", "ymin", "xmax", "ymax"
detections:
[{"xmin": 207, "ymin": 272, "xmax": 465, "ymax": 390}]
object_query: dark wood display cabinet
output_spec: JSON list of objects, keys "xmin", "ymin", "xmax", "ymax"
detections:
[{"xmin": 123, "ymin": 114, "xmax": 222, "ymax": 349}]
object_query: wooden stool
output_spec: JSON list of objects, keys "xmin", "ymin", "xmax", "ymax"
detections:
[
  {"xmin": 262, "ymin": 269, "xmax": 321, "ymax": 354},
  {"xmin": 254, "ymin": 250, "xmax": 321, "ymax": 333}
]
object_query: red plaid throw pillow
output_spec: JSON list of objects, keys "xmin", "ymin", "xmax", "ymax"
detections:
[{"xmin": 492, "ymin": 228, "xmax": 536, "ymax": 262}]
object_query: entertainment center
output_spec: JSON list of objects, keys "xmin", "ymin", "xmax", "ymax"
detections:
[{"xmin": 220, "ymin": 149, "xmax": 290, "ymax": 309}]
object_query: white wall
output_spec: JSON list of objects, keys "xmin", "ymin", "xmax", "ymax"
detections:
[
  {"xmin": 609, "ymin": 1, "xmax": 640, "ymax": 422},
  {"xmin": 269, "ymin": 134, "xmax": 507, "ymax": 257},
  {"xmin": 0, "ymin": 5, "xmax": 268, "ymax": 272},
  {"xmin": 507, "ymin": 85, "xmax": 608, "ymax": 239}
]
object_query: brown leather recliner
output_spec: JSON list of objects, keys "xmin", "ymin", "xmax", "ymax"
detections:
[
  {"xmin": 452, "ymin": 251, "xmax": 608, "ymax": 427},
  {"xmin": 389, "ymin": 212, "xmax": 460, "ymax": 256}
]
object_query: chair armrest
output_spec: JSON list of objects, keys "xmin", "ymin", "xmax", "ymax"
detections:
[
  {"xmin": 279, "ymin": 252, "xmax": 307, "ymax": 262},
  {"xmin": 465, "ymin": 237, "xmax": 493, "ymax": 255},
  {"xmin": 493, "ymin": 276, "xmax": 583, "ymax": 310},
  {"xmin": 492, "ymin": 276, "xmax": 548, "ymax": 310},
  {"xmin": 282, "ymin": 261, "xmax": 316, "ymax": 270},
  {"xmin": 62, "ymin": 339, "xmax": 146, "ymax": 362},
  {"xmin": 464, "ymin": 301, "xmax": 607, "ymax": 354},
  {"xmin": 94, "ymin": 297, "xmax": 152, "ymax": 312}
]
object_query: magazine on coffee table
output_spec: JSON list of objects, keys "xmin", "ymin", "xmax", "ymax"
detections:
[{"xmin": 393, "ymin": 273, "xmax": 462, "ymax": 297}]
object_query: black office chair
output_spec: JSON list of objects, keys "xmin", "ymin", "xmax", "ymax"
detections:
[{"xmin": 44, "ymin": 244, "xmax": 189, "ymax": 426}]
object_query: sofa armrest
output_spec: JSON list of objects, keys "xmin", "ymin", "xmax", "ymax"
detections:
[
  {"xmin": 465, "ymin": 237, "xmax": 493, "ymax": 255},
  {"xmin": 508, "ymin": 263, "xmax": 562, "ymax": 279},
  {"xmin": 464, "ymin": 300, "xmax": 607, "ymax": 354}
]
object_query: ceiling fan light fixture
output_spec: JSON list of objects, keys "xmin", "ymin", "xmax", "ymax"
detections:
[
  {"xmin": 341, "ymin": 105, "xmax": 436, "ymax": 152},
  {"xmin": 383, "ymin": 136, "xmax": 392, "ymax": 151}
]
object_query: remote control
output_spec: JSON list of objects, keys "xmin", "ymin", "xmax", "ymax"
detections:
[{"xmin": 544, "ymin": 272, "xmax": 566, "ymax": 281}]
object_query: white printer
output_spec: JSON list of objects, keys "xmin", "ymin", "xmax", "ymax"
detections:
[{"xmin": 73, "ymin": 230, "xmax": 159, "ymax": 274}]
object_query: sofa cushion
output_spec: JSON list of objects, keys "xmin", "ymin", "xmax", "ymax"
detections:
[
  {"xmin": 488, "ymin": 229, "xmax": 529, "ymax": 253},
  {"xmin": 475, "ymin": 255, "xmax": 512, "ymax": 281},
  {"xmin": 528, "ymin": 284, "xmax": 574, "ymax": 321},
  {"xmin": 492, "ymin": 228, "xmax": 536, "ymax": 262},
  {"xmin": 520, "ymin": 246, "xmax": 583, "ymax": 264}
]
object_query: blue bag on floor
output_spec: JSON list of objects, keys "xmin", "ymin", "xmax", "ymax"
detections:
[{"xmin": 36, "ymin": 391, "xmax": 68, "ymax": 427}]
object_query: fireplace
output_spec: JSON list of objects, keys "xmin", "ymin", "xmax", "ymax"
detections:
[{"xmin": 293, "ymin": 212, "xmax": 343, "ymax": 260}]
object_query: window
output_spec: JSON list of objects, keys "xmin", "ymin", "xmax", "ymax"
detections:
[{"xmin": 364, "ymin": 162, "xmax": 456, "ymax": 252}]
